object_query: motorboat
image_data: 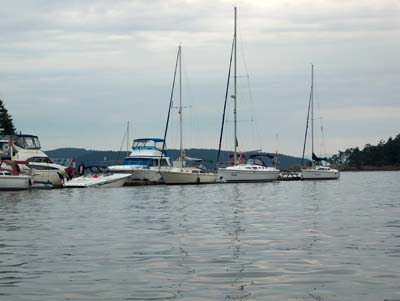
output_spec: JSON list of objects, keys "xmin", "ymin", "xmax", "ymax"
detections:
[
  {"xmin": 64, "ymin": 166, "xmax": 130, "ymax": 188},
  {"xmin": 217, "ymin": 7, "xmax": 280, "ymax": 183},
  {"xmin": 218, "ymin": 154, "xmax": 280, "ymax": 183},
  {"xmin": 0, "ymin": 160, "xmax": 32, "ymax": 191},
  {"xmin": 158, "ymin": 46, "xmax": 217, "ymax": 185},
  {"xmin": 300, "ymin": 65, "xmax": 340, "ymax": 180},
  {"xmin": 0, "ymin": 134, "xmax": 66, "ymax": 187},
  {"xmin": 107, "ymin": 138, "xmax": 172, "ymax": 185}
]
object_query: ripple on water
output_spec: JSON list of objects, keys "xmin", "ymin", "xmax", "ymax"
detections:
[{"xmin": 0, "ymin": 172, "xmax": 399, "ymax": 300}]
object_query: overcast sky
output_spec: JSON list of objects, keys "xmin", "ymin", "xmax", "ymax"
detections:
[{"xmin": 1, "ymin": 0, "xmax": 399, "ymax": 157}]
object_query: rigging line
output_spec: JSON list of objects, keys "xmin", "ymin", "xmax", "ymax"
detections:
[
  {"xmin": 160, "ymin": 46, "xmax": 180, "ymax": 166},
  {"xmin": 217, "ymin": 37, "xmax": 235, "ymax": 166},
  {"xmin": 313, "ymin": 72, "xmax": 328, "ymax": 157},
  {"xmin": 238, "ymin": 19, "xmax": 262, "ymax": 151},
  {"xmin": 181, "ymin": 51, "xmax": 196, "ymax": 149},
  {"xmin": 301, "ymin": 67, "xmax": 313, "ymax": 167},
  {"xmin": 117, "ymin": 122, "xmax": 129, "ymax": 162}
]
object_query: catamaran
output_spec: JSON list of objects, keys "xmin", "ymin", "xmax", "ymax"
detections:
[
  {"xmin": 159, "ymin": 46, "xmax": 217, "ymax": 184},
  {"xmin": 217, "ymin": 7, "xmax": 280, "ymax": 183},
  {"xmin": 301, "ymin": 64, "xmax": 340, "ymax": 180}
]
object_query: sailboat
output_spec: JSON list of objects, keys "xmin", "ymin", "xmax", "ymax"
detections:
[
  {"xmin": 160, "ymin": 46, "xmax": 217, "ymax": 184},
  {"xmin": 301, "ymin": 64, "xmax": 340, "ymax": 180},
  {"xmin": 217, "ymin": 7, "xmax": 280, "ymax": 183}
]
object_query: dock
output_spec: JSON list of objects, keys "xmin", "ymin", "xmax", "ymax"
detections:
[{"xmin": 279, "ymin": 172, "xmax": 302, "ymax": 181}]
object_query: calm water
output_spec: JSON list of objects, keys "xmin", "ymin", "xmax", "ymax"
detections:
[{"xmin": 1, "ymin": 172, "xmax": 400, "ymax": 301}]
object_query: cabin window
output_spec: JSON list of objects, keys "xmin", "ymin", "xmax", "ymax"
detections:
[
  {"xmin": 123, "ymin": 158, "xmax": 152, "ymax": 166},
  {"xmin": 160, "ymin": 159, "xmax": 169, "ymax": 167}
]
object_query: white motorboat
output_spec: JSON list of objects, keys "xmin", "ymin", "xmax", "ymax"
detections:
[
  {"xmin": 107, "ymin": 138, "xmax": 171, "ymax": 185},
  {"xmin": 217, "ymin": 7, "xmax": 280, "ymax": 183},
  {"xmin": 64, "ymin": 166, "xmax": 130, "ymax": 188},
  {"xmin": 0, "ymin": 160, "xmax": 32, "ymax": 191},
  {"xmin": 0, "ymin": 134, "xmax": 66, "ymax": 187},
  {"xmin": 300, "ymin": 65, "xmax": 340, "ymax": 180},
  {"xmin": 159, "ymin": 46, "xmax": 217, "ymax": 185}
]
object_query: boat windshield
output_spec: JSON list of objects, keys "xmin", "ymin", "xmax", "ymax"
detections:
[
  {"xmin": 15, "ymin": 135, "xmax": 41, "ymax": 150},
  {"xmin": 246, "ymin": 158, "xmax": 265, "ymax": 166},
  {"xmin": 132, "ymin": 139, "xmax": 165, "ymax": 151}
]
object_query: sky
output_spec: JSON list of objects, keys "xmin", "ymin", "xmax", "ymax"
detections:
[{"xmin": 0, "ymin": 0, "xmax": 399, "ymax": 157}]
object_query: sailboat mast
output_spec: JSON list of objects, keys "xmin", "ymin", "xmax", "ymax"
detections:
[
  {"xmin": 311, "ymin": 64, "xmax": 314, "ymax": 162},
  {"xmin": 233, "ymin": 6, "xmax": 237, "ymax": 165},
  {"xmin": 179, "ymin": 45, "xmax": 183, "ymax": 164},
  {"xmin": 127, "ymin": 121, "xmax": 130, "ymax": 156}
]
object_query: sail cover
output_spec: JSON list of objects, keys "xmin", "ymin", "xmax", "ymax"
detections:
[{"xmin": 312, "ymin": 152, "xmax": 328, "ymax": 162}]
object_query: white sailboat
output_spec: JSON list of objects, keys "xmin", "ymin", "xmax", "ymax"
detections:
[
  {"xmin": 217, "ymin": 7, "xmax": 280, "ymax": 183},
  {"xmin": 160, "ymin": 46, "xmax": 217, "ymax": 185},
  {"xmin": 301, "ymin": 64, "xmax": 340, "ymax": 180}
]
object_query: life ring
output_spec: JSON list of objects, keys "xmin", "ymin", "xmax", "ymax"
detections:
[{"xmin": 2, "ymin": 143, "xmax": 10, "ymax": 152}]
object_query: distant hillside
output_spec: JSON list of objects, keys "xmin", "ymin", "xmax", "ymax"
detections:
[{"xmin": 45, "ymin": 148, "xmax": 307, "ymax": 170}]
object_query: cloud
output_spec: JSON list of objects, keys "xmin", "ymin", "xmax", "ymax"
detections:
[{"xmin": 0, "ymin": 0, "xmax": 399, "ymax": 155}]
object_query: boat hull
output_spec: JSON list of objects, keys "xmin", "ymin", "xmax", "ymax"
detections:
[
  {"xmin": 31, "ymin": 170, "xmax": 63, "ymax": 188},
  {"xmin": 160, "ymin": 170, "xmax": 217, "ymax": 185},
  {"xmin": 64, "ymin": 174, "xmax": 130, "ymax": 188},
  {"xmin": 107, "ymin": 166, "xmax": 167, "ymax": 185},
  {"xmin": 301, "ymin": 169, "xmax": 340, "ymax": 180},
  {"xmin": 0, "ymin": 175, "xmax": 32, "ymax": 190},
  {"xmin": 218, "ymin": 168, "xmax": 280, "ymax": 183}
]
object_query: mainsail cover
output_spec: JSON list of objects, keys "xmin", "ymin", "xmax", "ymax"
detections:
[{"xmin": 312, "ymin": 152, "xmax": 328, "ymax": 162}]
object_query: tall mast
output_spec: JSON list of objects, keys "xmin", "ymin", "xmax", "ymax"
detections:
[
  {"xmin": 179, "ymin": 45, "xmax": 184, "ymax": 164},
  {"xmin": 311, "ymin": 64, "xmax": 314, "ymax": 163},
  {"xmin": 127, "ymin": 121, "xmax": 129, "ymax": 156},
  {"xmin": 233, "ymin": 6, "xmax": 237, "ymax": 165}
]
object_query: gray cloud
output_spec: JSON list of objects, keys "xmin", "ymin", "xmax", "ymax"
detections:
[{"xmin": 0, "ymin": 0, "xmax": 399, "ymax": 155}]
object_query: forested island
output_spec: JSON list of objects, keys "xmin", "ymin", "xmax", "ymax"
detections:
[{"xmin": 329, "ymin": 134, "xmax": 400, "ymax": 171}]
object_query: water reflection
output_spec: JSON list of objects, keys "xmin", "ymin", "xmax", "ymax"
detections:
[{"xmin": 224, "ymin": 185, "xmax": 252, "ymax": 300}]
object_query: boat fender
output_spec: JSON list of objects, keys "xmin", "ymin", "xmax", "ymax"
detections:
[
  {"xmin": 197, "ymin": 176, "xmax": 200, "ymax": 184},
  {"xmin": 2, "ymin": 143, "xmax": 10, "ymax": 152}
]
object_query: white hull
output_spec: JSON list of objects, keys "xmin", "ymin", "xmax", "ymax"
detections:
[
  {"xmin": 0, "ymin": 174, "xmax": 32, "ymax": 190},
  {"xmin": 31, "ymin": 169, "xmax": 63, "ymax": 187},
  {"xmin": 160, "ymin": 168, "xmax": 217, "ymax": 184},
  {"xmin": 108, "ymin": 166, "xmax": 166, "ymax": 184},
  {"xmin": 301, "ymin": 168, "xmax": 340, "ymax": 180},
  {"xmin": 218, "ymin": 167, "xmax": 280, "ymax": 183},
  {"xmin": 64, "ymin": 173, "xmax": 130, "ymax": 188}
]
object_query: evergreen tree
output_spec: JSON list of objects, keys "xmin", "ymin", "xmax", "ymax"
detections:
[{"xmin": 0, "ymin": 98, "xmax": 16, "ymax": 135}]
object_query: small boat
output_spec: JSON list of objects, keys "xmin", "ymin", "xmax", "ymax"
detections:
[
  {"xmin": 0, "ymin": 160, "xmax": 32, "ymax": 191},
  {"xmin": 300, "ymin": 65, "xmax": 340, "ymax": 180},
  {"xmin": 107, "ymin": 138, "xmax": 172, "ymax": 185},
  {"xmin": 64, "ymin": 166, "xmax": 130, "ymax": 188},
  {"xmin": 159, "ymin": 46, "xmax": 217, "ymax": 185},
  {"xmin": 217, "ymin": 7, "xmax": 280, "ymax": 183}
]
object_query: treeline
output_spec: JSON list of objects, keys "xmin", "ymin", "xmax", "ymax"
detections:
[
  {"xmin": 0, "ymin": 99, "xmax": 16, "ymax": 135},
  {"xmin": 330, "ymin": 134, "xmax": 400, "ymax": 169}
]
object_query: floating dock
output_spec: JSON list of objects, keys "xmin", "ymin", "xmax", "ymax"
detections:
[{"xmin": 279, "ymin": 172, "xmax": 302, "ymax": 181}]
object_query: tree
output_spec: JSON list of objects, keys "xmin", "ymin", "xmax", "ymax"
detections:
[{"xmin": 0, "ymin": 98, "xmax": 16, "ymax": 135}]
